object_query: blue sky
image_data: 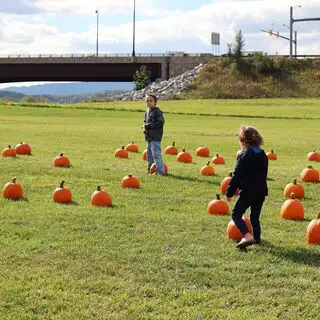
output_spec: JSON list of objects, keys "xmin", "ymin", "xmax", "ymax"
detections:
[{"xmin": 0, "ymin": 0, "xmax": 319, "ymax": 88}]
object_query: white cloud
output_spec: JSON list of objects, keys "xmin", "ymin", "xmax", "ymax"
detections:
[{"xmin": 0, "ymin": 0, "xmax": 320, "ymax": 57}]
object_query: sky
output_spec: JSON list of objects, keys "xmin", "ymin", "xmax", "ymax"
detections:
[{"xmin": 0, "ymin": 0, "xmax": 319, "ymax": 89}]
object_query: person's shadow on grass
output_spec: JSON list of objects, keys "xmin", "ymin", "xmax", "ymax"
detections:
[
  {"xmin": 166, "ymin": 173, "xmax": 220, "ymax": 186},
  {"xmin": 259, "ymin": 239, "xmax": 320, "ymax": 267}
]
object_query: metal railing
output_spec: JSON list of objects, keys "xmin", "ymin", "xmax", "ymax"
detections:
[{"xmin": 0, "ymin": 53, "xmax": 212, "ymax": 59}]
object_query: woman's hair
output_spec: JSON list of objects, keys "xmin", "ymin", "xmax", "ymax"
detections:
[
  {"xmin": 237, "ymin": 126, "xmax": 264, "ymax": 147},
  {"xmin": 147, "ymin": 94, "xmax": 158, "ymax": 104}
]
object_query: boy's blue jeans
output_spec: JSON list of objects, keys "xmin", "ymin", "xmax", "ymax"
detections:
[{"xmin": 147, "ymin": 141, "xmax": 165, "ymax": 174}]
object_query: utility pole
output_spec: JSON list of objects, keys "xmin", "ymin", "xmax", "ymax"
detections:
[
  {"xmin": 289, "ymin": 5, "xmax": 320, "ymax": 58},
  {"xmin": 289, "ymin": 6, "xmax": 293, "ymax": 59},
  {"xmin": 96, "ymin": 9, "xmax": 99, "ymax": 57},
  {"xmin": 132, "ymin": 0, "xmax": 136, "ymax": 57}
]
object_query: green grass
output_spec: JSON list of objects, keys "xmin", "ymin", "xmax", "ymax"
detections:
[{"xmin": 0, "ymin": 99, "xmax": 320, "ymax": 319}]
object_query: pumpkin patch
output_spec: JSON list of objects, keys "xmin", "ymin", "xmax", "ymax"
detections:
[
  {"xmin": 177, "ymin": 149, "xmax": 192, "ymax": 163},
  {"xmin": 2, "ymin": 177, "xmax": 23, "ymax": 200},
  {"xmin": 307, "ymin": 150, "xmax": 320, "ymax": 162},
  {"xmin": 53, "ymin": 153, "xmax": 71, "ymax": 168},
  {"xmin": 200, "ymin": 161, "xmax": 215, "ymax": 176},
  {"xmin": 126, "ymin": 141, "xmax": 139, "ymax": 153},
  {"xmin": 211, "ymin": 153, "xmax": 225, "ymax": 165},
  {"xmin": 196, "ymin": 145, "xmax": 210, "ymax": 157},
  {"xmin": 266, "ymin": 150, "xmax": 277, "ymax": 160},
  {"xmin": 227, "ymin": 216, "xmax": 253, "ymax": 241},
  {"xmin": 53, "ymin": 181, "xmax": 72, "ymax": 203},
  {"xmin": 114, "ymin": 146, "xmax": 129, "ymax": 159},
  {"xmin": 91, "ymin": 186, "xmax": 112, "ymax": 207},
  {"xmin": 207, "ymin": 194, "xmax": 229, "ymax": 215},
  {"xmin": 15, "ymin": 142, "xmax": 32, "ymax": 155},
  {"xmin": 2, "ymin": 145, "xmax": 16, "ymax": 158},
  {"xmin": 284, "ymin": 179, "xmax": 304, "ymax": 199},
  {"xmin": 121, "ymin": 174, "xmax": 140, "ymax": 188},
  {"xmin": 306, "ymin": 214, "xmax": 320, "ymax": 245},
  {"xmin": 280, "ymin": 193, "xmax": 304, "ymax": 220},
  {"xmin": 300, "ymin": 166, "xmax": 319, "ymax": 182},
  {"xmin": 165, "ymin": 141, "xmax": 178, "ymax": 155}
]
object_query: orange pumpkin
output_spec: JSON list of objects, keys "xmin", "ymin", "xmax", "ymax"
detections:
[
  {"xmin": 236, "ymin": 149, "xmax": 243, "ymax": 159},
  {"xmin": 266, "ymin": 150, "xmax": 277, "ymax": 160},
  {"xmin": 227, "ymin": 216, "xmax": 253, "ymax": 241},
  {"xmin": 2, "ymin": 145, "xmax": 16, "ymax": 158},
  {"xmin": 280, "ymin": 193, "xmax": 304, "ymax": 220},
  {"xmin": 150, "ymin": 163, "xmax": 168, "ymax": 174},
  {"xmin": 15, "ymin": 142, "xmax": 32, "ymax": 155},
  {"xmin": 142, "ymin": 149, "xmax": 147, "ymax": 161},
  {"xmin": 121, "ymin": 174, "xmax": 140, "ymax": 188},
  {"xmin": 300, "ymin": 166, "xmax": 320, "ymax": 183},
  {"xmin": 91, "ymin": 186, "xmax": 112, "ymax": 207},
  {"xmin": 126, "ymin": 141, "xmax": 139, "ymax": 153},
  {"xmin": 2, "ymin": 177, "xmax": 23, "ymax": 200},
  {"xmin": 220, "ymin": 172, "xmax": 239, "ymax": 196},
  {"xmin": 196, "ymin": 145, "xmax": 210, "ymax": 157},
  {"xmin": 306, "ymin": 214, "xmax": 320, "ymax": 244},
  {"xmin": 114, "ymin": 146, "xmax": 129, "ymax": 159},
  {"xmin": 284, "ymin": 179, "xmax": 304, "ymax": 199},
  {"xmin": 211, "ymin": 153, "xmax": 225, "ymax": 165},
  {"xmin": 207, "ymin": 194, "xmax": 229, "ymax": 215},
  {"xmin": 53, "ymin": 153, "xmax": 71, "ymax": 167},
  {"xmin": 307, "ymin": 150, "xmax": 320, "ymax": 162},
  {"xmin": 165, "ymin": 141, "xmax": 178, "ymax": 155},
  {"xmin": 53, "ymin": 181, "xmax": 72, "ymax": 203},
  {"xmin": 200, "ymin": 161, "xmax": 215, "ymax": 176},
  {"xmin": 177, "ymin": 149, "xmax": 192, "ymax": 163}
]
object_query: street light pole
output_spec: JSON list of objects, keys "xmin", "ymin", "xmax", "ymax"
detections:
[
  {"xmin": 96, "ymin": 9, "xmax": 99, "ymax": 57},
  {"xmin": 132, "ymin": 0, "xmax": 136, "ymax": 57},
  {"xmin": 294, "ymin": 30, "xmax": 297, "ymax": 57},
  {"xmin": 289, "ymin": 6, "xmax": 293, "ymax": 58}
]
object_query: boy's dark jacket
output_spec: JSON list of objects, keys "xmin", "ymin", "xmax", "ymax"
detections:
[
  {"xmin": 226, "ymin": 146, "xmax": 268, "ymax": 197},
  {"xmin": 144, "ymin": 107, "xmax": 164, "ymax": 141}
]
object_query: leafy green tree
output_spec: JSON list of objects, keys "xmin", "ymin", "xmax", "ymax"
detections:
[
  {"xmin": 133, "ymin": 65, "xmax": 150, "ymax": 90},
  {"xmin": 233, "ymin": 30, "xmax": 245, "ymax": 59}
]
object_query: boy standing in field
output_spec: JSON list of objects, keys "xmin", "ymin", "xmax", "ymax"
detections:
[
  {"xmin": 226, "ymin": 126, "xmax": 268, "ymax": 249},
  {"xmin": 142, "ymin": 94, "xmax": 166, "ymax": 175}
]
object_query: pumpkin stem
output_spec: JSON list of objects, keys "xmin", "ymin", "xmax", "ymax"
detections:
[
  {"xmin": 8, "ymin": 145, "xmax": 11, "ymax": 148},
  {"xmin": 12, "ymin": 177, "xmax": 17, "ymax": 183},
  {"xmin": 216, "ymin": 153, "xmax": 219, "ymax": 157},
  {"xmin": 121, "ymin": 145, "xmax": 125, "ymax": 149},
  {"xmin": 97, "ymin": 186, "xmax": 101, "ymax": 191},
  {"xmin": 207, "ymin": 161, "xmax": 210, "ymax": 166},
  {"xmin": 128, "ymin": 173, "xmax": 133, "ymax": 177},
  {"xmin": 216, "ymin": 194, "xmax": 220, "ymax": 200},
  {"xmin": 229, "ymin": 172, "xmax": 233, "ymax": 177},
  {"xmin": 60, "ymin": 180, "xmax": 65, "ymax": 188},
  {"xmin": 172, "ymin": 141, "xmax": 175, "ymax": 146},
  {"xmin": 182, "ymin": 148, "xmax": 185, "ymax": 152},
  {"xmin": 132, "ymin": 141, "xmax": 134, "ymax": 144},
  {"xmin": 307, "ymin": 165, "xmax": 313, "ymax": 169},
  {"xmin": 290, "ymin": 192, "xmax": 295, "ymax": 199},
  {"xmin": 293, "ymin": 179, "xmax": 297, "ymax": 184},
  {"xmin": 60, "ymin": 153, "xmax": 64, "ymax": 156},
  {"xmin": 317, "ymin": 213, "xmax": 320, "ymax": 219}
]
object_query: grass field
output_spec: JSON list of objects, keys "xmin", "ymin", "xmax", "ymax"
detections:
[{"xmin": 0, "ymin": 99, "xmax": 319, "ymax": 319}]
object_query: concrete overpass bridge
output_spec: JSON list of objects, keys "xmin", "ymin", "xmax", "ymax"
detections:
[{"xmin": 0, "ymin": 53, "xmax": 213, "ymax": 84}]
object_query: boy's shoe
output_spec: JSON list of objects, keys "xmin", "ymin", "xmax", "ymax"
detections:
[
  {"xmin": 152, "ymin": 171, "xmax": 167, "ymax": 176},
  {"xmin": 236, "ymin": 234, "xmax": 256, "ymax": 249}
]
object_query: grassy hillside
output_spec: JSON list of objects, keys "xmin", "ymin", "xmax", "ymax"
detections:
[
  {"xmin": 0, "ymin": 99, "xmax": 320, "ymax": 319},
  {"xmin": 184, "ymin": 55, "xmax": 320, "ymax": 99}
]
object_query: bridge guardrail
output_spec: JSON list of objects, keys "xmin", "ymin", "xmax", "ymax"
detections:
[{"xmin": 0, "ymin": 53, "xmax": 212, "ymax": 59}]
